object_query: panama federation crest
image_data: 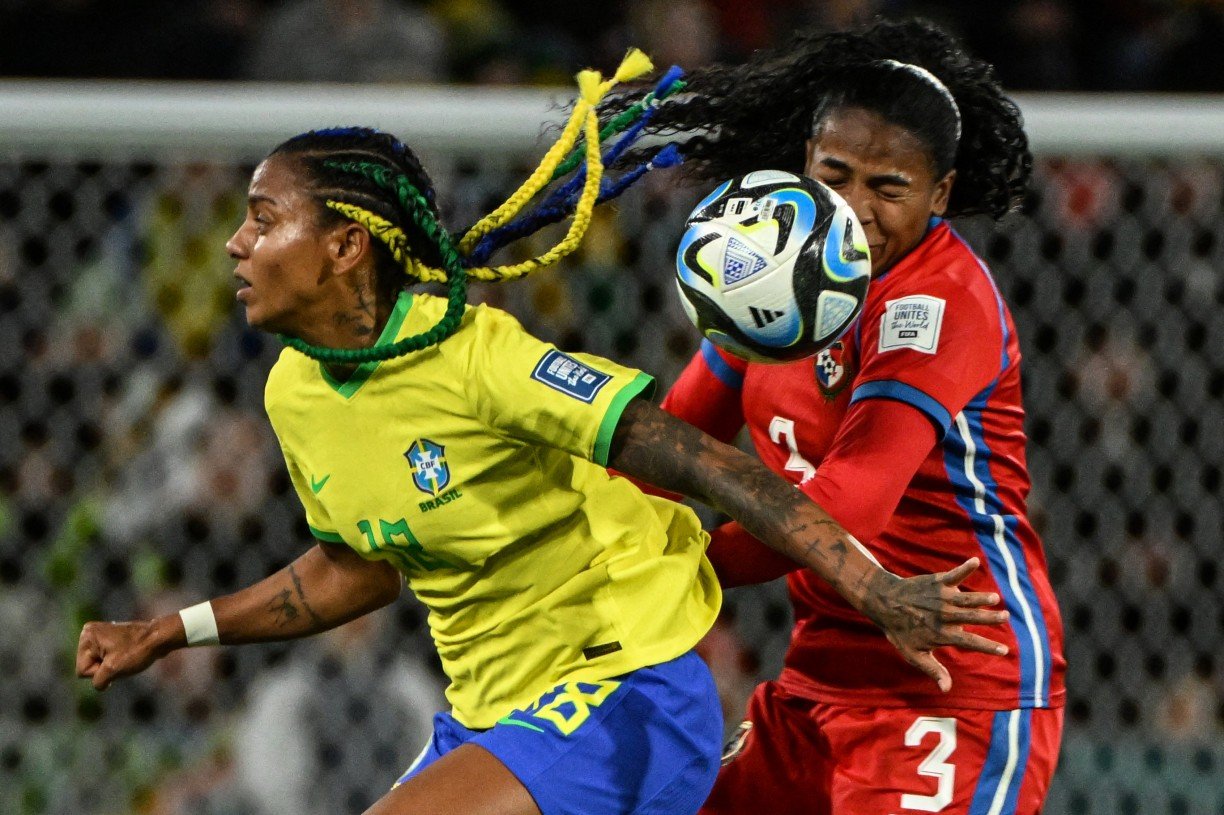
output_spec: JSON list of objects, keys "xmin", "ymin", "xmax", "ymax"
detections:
[
  {"xmin": 815, "ymin": 341, "xmax": 851, "ymax": 398},
  {"xmin": 405, "ymin": 438, "xmax": 450, "ymax": 496}
]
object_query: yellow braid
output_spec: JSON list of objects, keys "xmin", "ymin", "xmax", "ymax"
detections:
[
  {"xmin": 455, "ymin": 76, "xmax": 596, "ymax": 256},
  {"xmin": 458, "ymin": 87, "xmax": 605, "ymax": 281},
  {"xmin": 325, "ymin": 201, "xmax": 447, "ymax": 284},
  {"xmin": 332, "ymin": 49, "xmax": 653, "ymax": 285},
  {"xmin": 456, "ymin": 48, "xmax": 653, "ymax": 259},
  {"xmin": 610, "ymin": 46, "xmax": 654, "ymax": 85},
  {"xmin": 415, "ymin": 101, "xmax": 602, "ymax": 282}
]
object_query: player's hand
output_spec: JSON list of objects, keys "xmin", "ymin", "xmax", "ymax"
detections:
[
  {"xmin": 76, "ymin": 620, "xmax": 169, "ymax": 691},
  {"xmin": 859, "ymin": 557, "xmax": 1009, "ymax": 693}
]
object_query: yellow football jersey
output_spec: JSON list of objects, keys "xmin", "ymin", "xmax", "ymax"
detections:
[{"xmin": 265, "ymin": 292, "xmax": 721, "ymax": 729}]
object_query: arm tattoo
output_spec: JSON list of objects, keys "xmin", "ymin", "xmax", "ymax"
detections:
[
  {"xmin": 267, "ymin": 588, "xmax": 300, "ymax": 627},
  {"xmin": 609, "ymin": 400, "xmax": 966, "ymax": 655},
  {"xmin": 608, "ymin": 400, "xmax": 849, "ymax": 577},
  {"xmin": 824, "ymin": 538, "xmax": 850, "ymax": 573},
  {"xmin": 288, "ymin": 563, "xmax": 326, "ymax": 627},
  {"xmin": 267, "ymin": 564, "xmax": 326, "ymax": 629}
]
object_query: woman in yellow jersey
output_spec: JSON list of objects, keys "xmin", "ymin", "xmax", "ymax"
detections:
[{"xmin": 74, "ymin": 117, "xmax": 1008, "ymax": 815}]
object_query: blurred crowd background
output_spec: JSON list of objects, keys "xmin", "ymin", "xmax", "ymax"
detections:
[
  {"xmin": 1, "ymin": 0, "xmax": 1224, "ymax": 90},
  {"xmin": 2, "ymin": 1, "xmax": 1223, "ymax": 814}
]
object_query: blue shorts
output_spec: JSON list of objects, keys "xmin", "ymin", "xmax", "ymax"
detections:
[{"xmin": 394, "ymin": 650, "xmax": 723, "ymax": 815}]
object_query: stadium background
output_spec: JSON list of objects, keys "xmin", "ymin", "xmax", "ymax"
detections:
[{"xmin": 2, "ymin": 0, "xmax": 1223, "ymax": 813}]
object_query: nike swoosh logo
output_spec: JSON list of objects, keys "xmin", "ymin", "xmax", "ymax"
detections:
[
  {"xmin": 310, "ymin": 474, "xmax": 331, "ymax": 494},
  {"xmin": 497, "ymin": 716, "xmax": 545, "ymax": 733}
]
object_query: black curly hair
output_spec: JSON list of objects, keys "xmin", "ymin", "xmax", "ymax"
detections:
[{"xmin": 602, "ymin": 18, "xmax": 1030, "ymax": 219}]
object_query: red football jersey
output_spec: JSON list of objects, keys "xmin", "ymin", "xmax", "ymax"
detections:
[{"xmin": 665, "ymin": 221, "xmax": 1065, "ymax": 710}]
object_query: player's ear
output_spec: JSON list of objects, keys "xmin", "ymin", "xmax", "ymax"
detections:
[
  {"xmin": 328, "ymin": 222, "xmax": 372, "ymax": 277},
  {"xmin": 931, "ymin": 169, "xmax": 956, "ymax": 217}
]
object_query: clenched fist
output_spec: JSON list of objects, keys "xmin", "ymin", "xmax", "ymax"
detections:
[{"xmin": 76, "ymin": 617, "xmax": 183, "ymax": 690}]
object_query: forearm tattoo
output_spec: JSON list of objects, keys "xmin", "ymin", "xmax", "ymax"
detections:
[
  {"xmin": 608, "ymin": 400, "xmax": 852, "ymax": 581},
  {"xmin": 609, "ymin": 400, "xmax": 969, "ymax": 650},
  {"xmin": 267, "ymin": 563, "xmax": 326, "ymax": 629},
  {"xmin": 267, "ymin": 588, "xmax": 300, "ymax": 627}
]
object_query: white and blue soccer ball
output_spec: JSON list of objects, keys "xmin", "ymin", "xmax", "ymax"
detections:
[{"xmin": 674, "ymin": 170, "xmax": 872, "ymax": 362}]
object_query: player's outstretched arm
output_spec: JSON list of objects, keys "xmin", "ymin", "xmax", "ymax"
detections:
[
  {"xmin": 76, "ymin": 541, "xmax": 402, "ymax": 691},
  {"xmin": 608, "ymin": 399, "xmax": 1009, "ymax": 692}
]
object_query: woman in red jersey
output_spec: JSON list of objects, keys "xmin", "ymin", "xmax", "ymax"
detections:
[{"xmin": 612, "ymin": 18, "xmax": 1067, "ymax": 815}]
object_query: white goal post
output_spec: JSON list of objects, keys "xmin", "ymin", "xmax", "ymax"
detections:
[{"xmin": 0, "ymin": 81, "xmax": 1222, "ymax": 159}]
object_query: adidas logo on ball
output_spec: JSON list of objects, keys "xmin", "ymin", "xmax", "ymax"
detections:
[{"xmin": 749, "ymin": 307, "xmax": 786, "ymax": 327}]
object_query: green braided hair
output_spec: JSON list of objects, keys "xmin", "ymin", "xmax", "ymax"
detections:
[{"xmin": 268, "ymin": 127, "xmax": 467, "ymax": 364}]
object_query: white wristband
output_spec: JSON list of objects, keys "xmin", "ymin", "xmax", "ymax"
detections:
[{"xmin": 179, "ymin": 601, "xmax": 220, "ymax": 646}]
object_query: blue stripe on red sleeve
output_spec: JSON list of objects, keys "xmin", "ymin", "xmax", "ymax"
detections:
[
  {"xmin": 850, "ymin": 379, "xmax": 953, "ymax": 438},
  {"xmin": 700, "ymin": 339, "xmax": 744, "ymax": 391}
]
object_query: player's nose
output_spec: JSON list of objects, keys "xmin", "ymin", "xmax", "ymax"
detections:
[
  {"xmin": 226, "ymin": 223, "xmax": 251, "ymax": 259},
  {"xmin": 843, "ymin": 191, "xmax": 874, "ymax": 226}
]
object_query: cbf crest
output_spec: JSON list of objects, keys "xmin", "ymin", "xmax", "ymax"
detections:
[
  {"xmin": 405, "ymin": 438, "xmax": 450, "ymax": 496},
  {"xmin": 815, "ymin": 341, "xmax": 852, "ymax": 399}
]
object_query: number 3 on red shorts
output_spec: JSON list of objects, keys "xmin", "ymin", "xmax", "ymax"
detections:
[{"xmin": 900, "ymin": 716, "xmax": 957, "ymax": 812}]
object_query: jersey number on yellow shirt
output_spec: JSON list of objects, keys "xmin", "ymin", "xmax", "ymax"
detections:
[{"xmin": 356, "ymin": 517, "xmax": 449, "ymax": 571}]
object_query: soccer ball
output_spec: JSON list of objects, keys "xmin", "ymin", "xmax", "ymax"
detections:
[{"xmin": 674, "ymin": 170, "xmax": 871, "ymax": 362}]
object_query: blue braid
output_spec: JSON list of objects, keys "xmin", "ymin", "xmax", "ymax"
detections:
[
  {"xmin": 653, "ymin": 65, "xmax": 686, "ymax": 94},
  {"xmin": 599, "ymin": 143, "xmax": 684, "ymax": 199},
  {"xmin": 467, "ymin": 144, "xmax": 685, "ymax": 263},
  {"xmin": 467, "ymin": 69, "xmax": 687, "ymax": 265},
  {"xmin": 542, "ymin": 67, "xmax": 684, "ymax": 208},
  {"xmin": 309, "ymin": 126, "xmax": 370, "ymax": 139},
  {"xmin": 281, "ymin": 127, "xmax": 436, "ymax": 206}
]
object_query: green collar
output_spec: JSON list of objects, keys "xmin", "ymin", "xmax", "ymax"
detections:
[{"xmin": 319, "ymin": 291, "xmax": 413, "ymax": 398}]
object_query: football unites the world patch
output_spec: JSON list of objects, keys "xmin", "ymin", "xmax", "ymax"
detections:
[
  {"xmin": 405, "ymin": 438, "xmax": 451, "ymax": 496},
  {"xmin": 879, "ymin": 294, "xmax": 946, "ymax": 354},
  {"xmin": 531, "ymin": 350, "xmax": 612, "ymax": 403}
]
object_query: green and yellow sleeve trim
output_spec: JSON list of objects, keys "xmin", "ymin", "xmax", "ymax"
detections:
[
  {"xmin": 309, "ymin": 524, "xmax": 345, "ymax": 544},
  {"xmin": 592, "ymin": 371, "xmax": 656, "ymax": 466}
]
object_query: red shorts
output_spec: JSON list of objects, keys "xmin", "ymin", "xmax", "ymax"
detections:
[{"xmin": 700, "ymin": 682, "xmax": 1063, "ymax": 815}]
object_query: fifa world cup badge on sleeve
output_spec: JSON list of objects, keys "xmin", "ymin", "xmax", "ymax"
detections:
[
  {"xmin": 531, "ymin": 350, "xmax": 612, "ymax": 403},
  {"xmin": 879, "ymin": 295, "xmax": 945, "ymax": 354}
]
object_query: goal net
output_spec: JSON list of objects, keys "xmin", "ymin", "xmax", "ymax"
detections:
[{"xmin": 1, "ymin": 84, "xmax": 1221, "ymax": 814}]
